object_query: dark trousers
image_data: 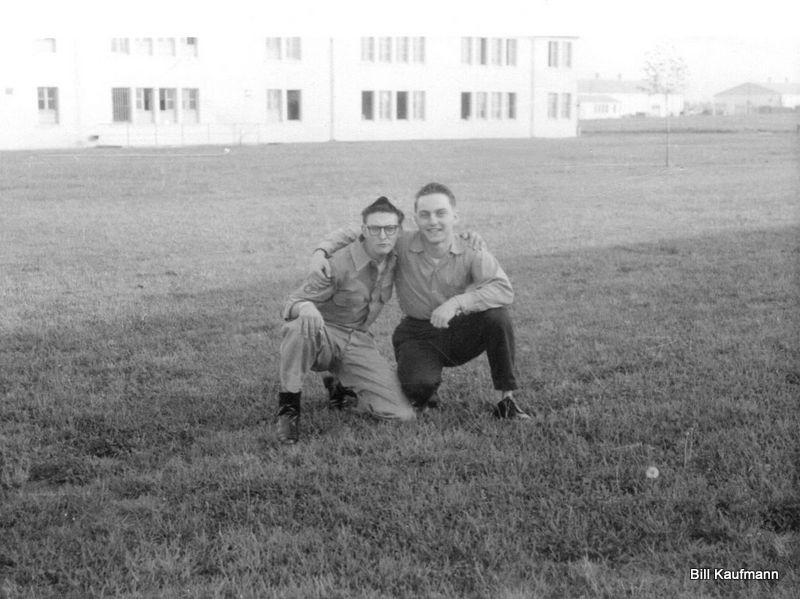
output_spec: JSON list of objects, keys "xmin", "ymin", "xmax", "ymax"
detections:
[{"xmin": 392, "ymin": 307, "xmax": 518, "ymax": 404}]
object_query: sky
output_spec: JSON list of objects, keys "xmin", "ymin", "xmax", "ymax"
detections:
[{"xmin": 5, "ymin": 0, "xmax": 799, "ymax": 101}]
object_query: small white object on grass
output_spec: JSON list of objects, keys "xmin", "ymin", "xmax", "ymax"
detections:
[
  {"xmin": 223, "ymin": 148, "xmax": 231, "ymax": 154},
  {"xmin": 645, "ymin": 466, "xmax": 660, "ymax": 479}
]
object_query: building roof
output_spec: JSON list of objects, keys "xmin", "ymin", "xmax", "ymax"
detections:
[
  {"xmin": 714, "ymin": 82, "xmax": 800, "ymax": 97},
  {"xmin": 578, "ymin": 94, "xmax": 621, "ymax": 103},
  {"xmin": 578, "ymin": 79, "xmax": 651, "ymax": 94}
]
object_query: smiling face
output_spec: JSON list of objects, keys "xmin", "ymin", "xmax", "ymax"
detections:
[
  {"xmin": 413, "ymin": 192, "xmax": 457, "ymax": 246},
  {"xmin": 361, "ymin": 211, "xmax": 400, "ymax": 261}
]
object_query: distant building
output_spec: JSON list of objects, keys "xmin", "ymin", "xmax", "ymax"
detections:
[
  {"xmin": 0, "ymin": 35, "xmax": 579, "ymax": 150},
  {"xmin": 577, "ymin": 77, "xmax": 684, "ymax": 119},
  {"xmin": 713, "ymin": 82, "xmax": 800, "ymax": 115},
  {"xmin": 577, "ymin": 94, "xmax": 621, "ymax": 119}
]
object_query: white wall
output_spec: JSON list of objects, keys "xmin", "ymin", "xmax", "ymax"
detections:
[
  {"xmin": 0, "ymin": 37, "xmax": 83, "ymax": 149},
  {"xmin": 331, "ymin": 37, "xmax": 535, "ymax": 141},
  {"xmin": 1, "ymin": 35, "xmax": 579, "ymax": 151}
]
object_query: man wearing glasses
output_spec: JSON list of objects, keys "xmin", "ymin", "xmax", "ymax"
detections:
[
  {"xmin": 311, "ymin": 182, "xmax": 530, "ymax": 421},
  {"xmin": 277, "ymin": 196, "xmax": 415, "ymax": 444}
]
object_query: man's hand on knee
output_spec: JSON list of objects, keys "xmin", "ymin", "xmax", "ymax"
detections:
[
  {"xmin": 297, "ymin": 302, "xmax": 324, "ymax": 338},
  {"xmin": 430, "ymin": 299, "xmax": 461, "ymax": 329}
]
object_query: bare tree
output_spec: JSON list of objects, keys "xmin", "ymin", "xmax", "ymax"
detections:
[{"xmin": 642, "ymin": 45, "xmax": 688, "ymax": 167}]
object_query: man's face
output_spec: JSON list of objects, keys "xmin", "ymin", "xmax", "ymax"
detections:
[
  {"xmin": 414, "ymin": 193, "xmax": 457, "ymax": 245},
  {"xmin": 362, "ymin": 211, "xmax": 400, "ymax": 259}
]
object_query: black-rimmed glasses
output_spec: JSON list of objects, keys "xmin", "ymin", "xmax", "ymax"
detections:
[{"xmin": 364, "ymin": 225, "xmax": 400, "ymax": 236}]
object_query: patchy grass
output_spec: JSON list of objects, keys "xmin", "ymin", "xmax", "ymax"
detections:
[{"xmin": 1, "ymin": 133, "xmax": 798, "ymax": 597}]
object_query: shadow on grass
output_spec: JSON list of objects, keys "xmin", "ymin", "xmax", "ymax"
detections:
[{"xmin": 2, "ymin": 225, "xmax": 799, "ymax": 596}]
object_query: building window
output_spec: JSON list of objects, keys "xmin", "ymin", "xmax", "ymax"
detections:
[
  {"xmin": 362, "ymin": 89, "xmax": 424, "ymax": 121},
  {"xmin": 562, "ymin": 41, "xmax": 572, "ymax": 68},
  {"xmin": 135, "ymin": 88, "xmax": 154, "ymax": 122},
  {"xmin": 461, "ymin": 92, "xmax": 471, "ymax": 120},
  {"xmin": 112, "ymin": 88, "xmax": 131, "ymax": 122},
  {"xmin": 37, "ymin": 87, "xmax": 59, "ymax": 124},
  {"xmin": 136, "ymin": 88, "xmax": 152, "ymax": 110},
  {"xmin": 491, "ymin": 92, "xmax": 502, "ymax": 119},
  {"xmin": 561, "ymin": 93, "xmax": 571, "ymax": 118},
  {"xmin": 412, "ymin": 37, "xmax": 425, "ymax": 63},
  {"xmin": 35, "ymin": 38, "xmax": 56, "ymax": 53},
  {"xmin": 396, "ymin": 91, "xmax": 408, "ymax": 120},
  {"xmin": 111, "ymin": 38, "xmax": 129, "ymax": 54},
  {"xmin": 461, "ymin": 37, "xmax": 473, "ymax": 64},
  {"xmin": 267, "ymin": 89, "xmax": 282, "ymax": 121},
  {"xmin": 361, "ymin": 91, "xmax": 374, "ymax": 120},
  {"xmin": 476, "ymin": 92, "xmax": 487, "ymax": 119},
  {"xmin": 361, "ymin": 37, "xmax": 375, "ymax": 62},
  {"xmin": 413, "ymin": 91, "xmax": 426, "ymax": 120},
  {"xmin": 159, "ymin": 88, "xmax": 177, "ymax": 122},
  {"xmin": 506, "ymin": 39, "xmax": 517, "ymax": 66},
  {"xmin": 285, "ymin": 37, "xmax": 301, "ymax": 60},
  {"xmin": 182, "ymin": 88, "xmax": 199, "ymax": 123},
  {"xmin": 491, "ymin": 38, "xmax": 503, "ymax": 65},
  {"xmin": 180, "ymin": 37, "xmax": 198, "ymax": 57},
  {"xmin": 156, "ymin": 38, "xmax": 175, "ymax": 56},
  {"xmin": 379, "ymin": 90, "xmax": 392, "ymax": 120},
  {"xmin": 507, "ymin": 92, "xmax": 517, "ymax": 119},
  {"xmin": 134, "ymin": 38, "xmax": 153, "ymax": 55},
  {"xmin": 286, "ymin": 89, "xmax": 301, "ymax": 120},
  {"xmin": 159, "ymin": 88, "xmax": 176, "ymax": 110},
  {"xmin": 548, "ymin": 40, "xmax": 572, "ymax": 68},
  {"xmin": 547, "ymin": 92, "xmax": 558, "ymax": 118},
  {"xmin": 379, "ymin": 37, "xmax": 392, "ymax": 62},
  {"xmin": 478, "ymin": 38, "xmax": 488, "ymax": 65},
  {"xmin": 396, "ymin": 37, "xmax": 410, "ymax": 62},
  {"xmin": 548, "ymin": 41, "xmax": 559, "ymax": 67},
  {"xmin": 266, "ymin": 37, "xmax": 282, "ymax": 60}
]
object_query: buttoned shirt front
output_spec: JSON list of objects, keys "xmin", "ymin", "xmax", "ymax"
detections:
[
  {"xmin": 283, "ymin": 240, "xmax": 396, "ymax": 332},
  {"xmin": 318, "ymin": 227, "xmax": 513, "ymax": 320}
]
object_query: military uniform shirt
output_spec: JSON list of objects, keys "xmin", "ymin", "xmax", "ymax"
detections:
[
  {"xmin": 283, "ymin": 240, "xmax": 396, "ymax": 332},
  {"xmin": 317, "ymin": 227, "xmax": 513, "ymax": 320}
]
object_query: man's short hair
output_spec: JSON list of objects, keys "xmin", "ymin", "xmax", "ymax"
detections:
[
  {"xmin": 414, "ymin": 182, "xmax": 456, "ymax": 211},
  {"xmin": 361, "ymin": 196, "xmax": 404, "ymax": 225}
]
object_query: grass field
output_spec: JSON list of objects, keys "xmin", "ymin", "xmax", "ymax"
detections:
[
  {"xmin": 580, "ymin": 112, "xmax": 800, "ymax": 134},
  {"xmin": 1, "ymin": 132, "xmax": 799, "ymax": 598}
]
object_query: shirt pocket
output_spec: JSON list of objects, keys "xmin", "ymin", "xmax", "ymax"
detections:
[{"xmin": 437, "ymin": 267, "xmax": 468, "ymax": 297}]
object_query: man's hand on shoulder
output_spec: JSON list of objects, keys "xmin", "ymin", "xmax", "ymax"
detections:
[
  {"xmin": 459, "ymin": 230, "xmax": 486, "ymax": 251},
  {"xmin": 310, "ymin": 249, "xmax": 332, "ymax": 278},
  {"xmin": 430, "ymin": 299, "xmax": 461, "ymax": 329},
  {"xmin": 297, "ymin": 302, "xmax": 324, "ymax": 338}
]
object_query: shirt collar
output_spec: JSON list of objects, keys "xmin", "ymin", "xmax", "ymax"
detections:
[
  {"xmin": 351, "ymin": 240, "xmax": 396, "ymax": 270},
  {"xmin": 409, "ymin": 231, "xmax": 465, "ymax": 255}
]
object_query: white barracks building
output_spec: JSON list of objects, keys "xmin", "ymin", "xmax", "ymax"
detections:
[{"xmin": 0, "ymin": 35, "xmax": 578, "ymax": 150}]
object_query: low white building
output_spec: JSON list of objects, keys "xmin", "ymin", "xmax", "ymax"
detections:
[
  {"xmin": 0, "ymin": 34, "xmax": 579, "ymax": 150},
  {"xmin": 577, "ymin": 94, "xmax": 621, "ymax": 119},
  {"xmin": 713, "ymin": 82, "xmax": 800, "ymax": 115},
  {"xmin": 577, "ymin": 78, "xmax": 684, "ymax": 118}
]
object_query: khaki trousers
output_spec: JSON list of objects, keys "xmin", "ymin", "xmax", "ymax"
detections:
[{"xmin": 280, "ymin": 320, "xmax": 415, "ymax": 421}]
